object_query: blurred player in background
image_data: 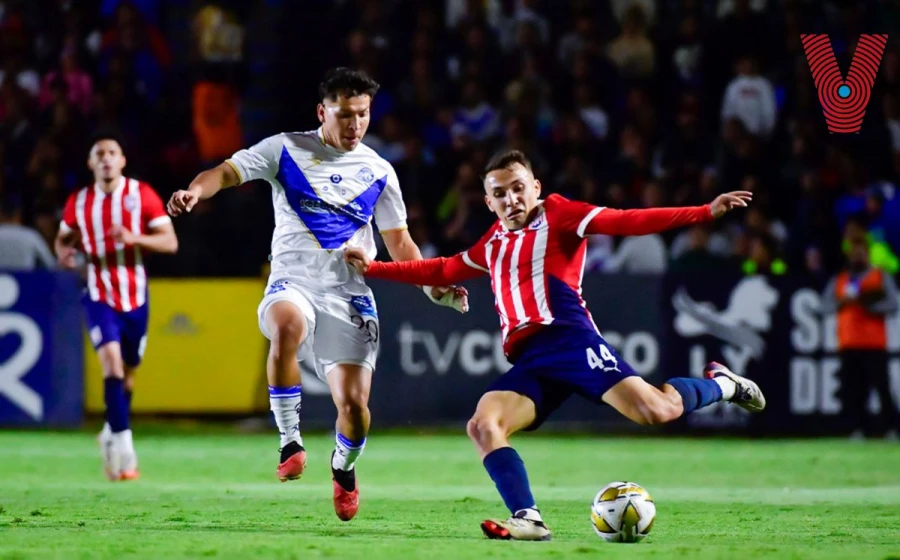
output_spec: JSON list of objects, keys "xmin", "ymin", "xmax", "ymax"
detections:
[
  {"xmin": 345, "ymin": 150, "xmax": 765, "ymax": 541},
  {"xmin": 167, "ymin": 67, "xmax": 466, "ymax": 521},
  {"xmin": 55, "ymin": 132, "xmax": 179, "ymax": 481}
]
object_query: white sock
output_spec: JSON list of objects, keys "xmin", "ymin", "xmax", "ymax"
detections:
[
  {"xmin": 516, "ymin": 507, "xmax": 543, "ymax": 523},
  {"xmin": 100, "ymin": 422, "xmax": 111, "ymax": 438},
  {"xmin": 714, "ymin": 377, "xmax": 736, "ymax": 401},
  {"xmin": 269, "ymin": 385, "xmax": 303, "ymax": 448},
  {"xmin": 332, "ymin": 431, "xmax": 366, "ymax": 471},
  {"xmin": 112, "ymin": 429, "xmax": 134, "ymax": 455}
]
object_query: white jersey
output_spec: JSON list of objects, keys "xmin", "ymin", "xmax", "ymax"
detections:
[{"xmin": 226, "ymin": 128, "xmax": 407, "ymax": 291}]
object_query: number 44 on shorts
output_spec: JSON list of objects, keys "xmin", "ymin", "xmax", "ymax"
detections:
[{"xmin": 586, "ymin": 344, "xmax": 620, "ymax": 372}]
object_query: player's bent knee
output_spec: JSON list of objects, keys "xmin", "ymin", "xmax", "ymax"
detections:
[
  {"xmin": 97, "ymin": 343, "xmax": 125, "ymax": 379},
  {"xmin": 336, "ymin": 398, "xmax": 368, "ymax": 421},
  {"xmin": 466, "ymin": 414, "xmax": 504, "ymax": 446},
  {"xmin": 268, "ymin": 316, "xmax": 307, "ymax": 362}
]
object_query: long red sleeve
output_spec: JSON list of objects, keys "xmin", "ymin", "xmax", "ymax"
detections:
[
  {"xmin": 582, "ymin": 205, "xmax": 713, "ymax": 236},
  {"xmin": 366, "ymin": 254, "xmax": 487, "ymax": 285}
]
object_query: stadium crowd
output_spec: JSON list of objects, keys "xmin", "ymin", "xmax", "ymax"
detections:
[{"xmin": 2, "ymin": 0, "xmax": 900, "ymax": 282}]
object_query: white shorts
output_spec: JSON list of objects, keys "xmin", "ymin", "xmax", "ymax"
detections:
[{"xmin": 257, "ymin": 278, "xmax": 379, "ymax": 381}]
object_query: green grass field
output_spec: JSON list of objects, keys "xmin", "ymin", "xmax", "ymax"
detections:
[{"xmin": 1, "ymin": 427, "xmax": 899, "ymax": 559}]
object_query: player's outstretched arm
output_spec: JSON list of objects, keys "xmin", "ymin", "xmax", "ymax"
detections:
[
  {"xmin": 345, "ymin": 247, "xmax": 485, "ymax": 287},
  {"xmin": 380, "ymin": 228, "xmax": 471, "ymax": 312},
  {"xmin": 168, "ymin": 161, "xmax": 241, "ymax": 216},
  {"xmin": 580, "ymin": 191, "xmax": 752, "ymax": 237}
]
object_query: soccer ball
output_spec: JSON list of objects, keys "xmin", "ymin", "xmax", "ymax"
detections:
[{"xmin": 590, "ymin": 481, "xmax": 656, "ymax": 543}]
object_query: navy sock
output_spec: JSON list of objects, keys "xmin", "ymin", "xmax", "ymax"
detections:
[
  {"xmin": 483, "ymin": 447, "xmax": 536, "ymax": 514},
  {"xmin": 104, "ymin": 378, "xmax": 130, "ymax": 433},
  {"xmin": 667, "ymin": 377, "xmax": 723, "ymax": 415}
]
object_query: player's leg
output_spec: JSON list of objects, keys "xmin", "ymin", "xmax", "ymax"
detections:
[
  {"xmin": 84, "ymin": 299, "xmax": 130, "ymax": 481},
  {"xmin": 602, "ymin": 362, "xmax": 765, "ymax": 426},
  {"xmin": 471, "ymin": 366, "xmax": 564, "ymax": 542},
  {"xmin": 257, "ymin": 280, "xmax": 316, "ymax": 481},
  {"xmin": 312, "ymin": 291, "xmax": 381, "ymax": 521},
  {"xmin": 326, "ymin": 362, "xmax": 371, "ymax": 521},
  {"xmin": 262, "ymin": 298, "xmax": 310, "ymax": 481},
  {"xmin": 114, "ymin": 306, "xmax": 149, "ymax": 480},
  {"xmin": 838, "ymin": 350, "xmax": 866, "ymax": 438},
  {"xmin": 864, "ymin": 350, "xmax": 898, "ymax": 438},
  {"xmin": 96, "ymin": 341, "xmax": 130, "ymax": 480}
]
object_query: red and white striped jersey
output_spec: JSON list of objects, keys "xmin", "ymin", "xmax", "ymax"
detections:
[
  {"xmin": 60, "ymin": 177, "xmax": 171, "ymax": 312},
  {"xmin": 365, "ymin": 194, "xmax": 713, "ymax": 360}
]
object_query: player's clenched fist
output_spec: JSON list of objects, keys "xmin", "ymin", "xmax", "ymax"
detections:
[
  {"xmin": 344, "ymin": 247, "xmax": 372, "ymax": 274},
  {"xmin": 167, "ymin": 190, "xmax": 199, "ymax": 216}
]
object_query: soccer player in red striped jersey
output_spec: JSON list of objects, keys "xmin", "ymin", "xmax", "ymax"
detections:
[
  {"xmin": 345, "ymin": 150, "xmax": 765, "ymax": 541},
  {"xmin": 55, "ymin": 133, "xmax": 178, "ymax": 481}
]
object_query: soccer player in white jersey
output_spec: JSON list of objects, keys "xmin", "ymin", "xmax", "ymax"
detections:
[{"xmin": 167, "ymin": 67, "xmax": 467, "ymax": 521}]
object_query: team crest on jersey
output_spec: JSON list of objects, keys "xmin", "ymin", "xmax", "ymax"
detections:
[
  {"xmin": 124, "ymin": 194, "xmax": 139, "ymax": 212},
  {"xmin": 530, "ymin": 213, "xmax": 545, "ymax": 229},
  {"xmin": 330, "ymin": 174, "xmax": 342, "ymax": 184},
  {"xmin": 356, "ymin": 167, "xmax": 375, "ymax": 183}
]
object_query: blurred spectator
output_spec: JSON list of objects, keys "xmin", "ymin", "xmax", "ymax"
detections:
[
  {"xmin": 670, "ymin": 225, "xmax": 731, "ymax": 275},
  {"xmin": 742, "ymin": 233, "xmax": 787, "ymax": 276},
  {"xmin": 603, "ymin": 234, "xmax": 668, "ymax": 274},
  {"xmin": 452, "ymin": 79, "xmax": 501, "ymax": 143},
  {"xmin": 192, "ymin": 81, "xmax": 243, "ymax": 165},
  {"xmin": 720, "ymin": 55, "xmax": 777, "ymax": 139},
  {"xmin": 38, "ymin": 49, "xmax": 94, "ymax": 115},
  {"xmin": 4, "ymin": 0, "xmax": 900, "ymax": 280},
  {"xmin": 0, "ymin": 53, "xmax": 40, "ymax": 98},
  {"xmin": 842, "ymin": 214, "xmax": 900, "ymax": 275},
  {"xmin": 0, "ymin": 198, "xmax": 56, "ymax": 270},
  {"xmin": 820, "ymin": 236, "xmax": 900, "ymax": 440},
  {"xmin": 606, "ymin": 5, "xmax": 655, "ymax": 81}
]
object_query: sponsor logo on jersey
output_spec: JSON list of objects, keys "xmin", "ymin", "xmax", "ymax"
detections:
[
  {"xmin": 356, "ymin": 167, "xmax": 375, "ymax": 183},
  {"xmin": 124, "ymin": 194, "xmax": 139, "ymax": 212},
  {"xmin": 330, "ymin": 174, "xmax": 342, "ymax": 184},
  {"xmin": 349, "ymin": 295, "xmax": 377, "ymax": 318}
]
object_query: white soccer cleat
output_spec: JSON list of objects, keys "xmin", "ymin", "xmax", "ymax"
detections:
[
  {"xmin": 481, "ymin": 510, "xmax": 552, "ymax": 541},
  {"xmin": 704, "ymin": 361, "xmax": 766, "ymax": 412}
]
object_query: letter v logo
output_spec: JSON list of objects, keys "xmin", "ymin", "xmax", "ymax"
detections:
[{"xmin": 801, "ymin": 34, "xmax": 888, "ymax": 134}]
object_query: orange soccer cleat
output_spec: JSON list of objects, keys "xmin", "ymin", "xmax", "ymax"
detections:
[
  {"xmin": 331, "ymin": 451, "xmax": 359, "ymax": 521},
  {"xmin": 119, "ymin": 469, "xmax": 140, "ymax": 481},
  {"xmin": 277, "ymin": 441, "xmax": 307, "ymax": 482}
]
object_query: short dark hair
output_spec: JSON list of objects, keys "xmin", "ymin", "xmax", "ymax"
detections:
[
  {"xmin": 484, "ymin": 149, "xmax": 533, "ymax": 176},
  {"xmin": 89, "ymin": 129, "xmax": 126, "ymax": 154},
  {"xmin": 318, "ymin": 67, "xmax": 380, "ymax": 102}
]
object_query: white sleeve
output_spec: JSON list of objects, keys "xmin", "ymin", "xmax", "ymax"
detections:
[
  {"xmin": 373, "ymin": 166, "xmax": 407, "ymax": 232},
  {"xmin": 225, "ymin": 134, "xmax": 283, "ymax": 183}
]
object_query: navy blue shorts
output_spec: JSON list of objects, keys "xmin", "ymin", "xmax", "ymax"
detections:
[
  {"xmin": 487, "ymin": 325, "xmax": 638, "ymax": 431},
  {"xmin": 82, "ymin": 295, "xmax": 149, "ymax": 367}
]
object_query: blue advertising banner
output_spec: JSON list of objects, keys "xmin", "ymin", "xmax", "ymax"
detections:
[{"xmin": 0, "ymin": 271, "xmax": 84, "ymax": 427}]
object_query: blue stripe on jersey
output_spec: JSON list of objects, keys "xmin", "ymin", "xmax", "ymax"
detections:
[
  {"xmin": 545, "ymin": 275, "xmax": 597, "ymax": 333},
  {"xmin": 276, "ymin": 147, "xmax": 388, "ymax": 249}
]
